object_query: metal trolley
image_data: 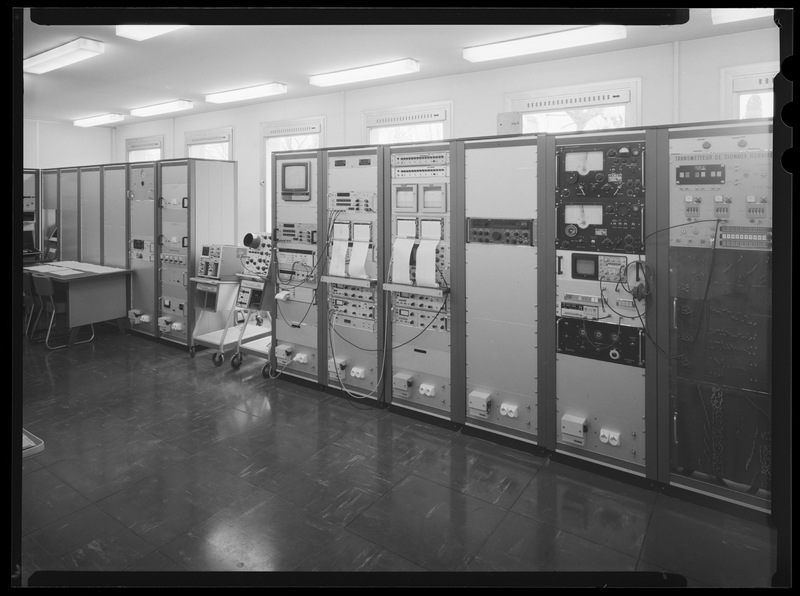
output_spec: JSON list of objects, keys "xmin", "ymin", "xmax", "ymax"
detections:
[
  {"xmin": 228, "ymin": 273, "xmax": 273, "ymax": 372},
  {"xmin": 188, "ymin": 277, "xmax": 242, "ymax": 365}
]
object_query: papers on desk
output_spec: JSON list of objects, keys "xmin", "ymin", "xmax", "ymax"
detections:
[
  {"xmin": 26, "ymin": 264, "xmax": 84, "ymax": 277},
  {"xmin": 25, "ymin": 264, "xmax": 67, "ymax": 273},
  {"xmin": 45, "ymin": 268, "xmax": 86, "ymax": 277},
  {"xmin": 57, "ymin": 261, "xmax": 124, "ymax": 274},
  {"xmin": 26, "ymin": 262, "xmax": 127, "ymax": 276}
]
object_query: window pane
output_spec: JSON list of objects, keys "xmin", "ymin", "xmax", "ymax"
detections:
[
  {"xmin": 128, "ymin": 148, "xmax": 161, "ymax": 162},
  {"xmin": 368, "ymin": 122, "xmax": 444, "ymax": 145},
  {"xmin": 522, "ymin": 105, "xmax": 626, "ymax": 134},
  {"xmin": 738, "ymin": 92, "xmax": 773, "ymax": 119},
  {"xmin": 188, "ymin": 142, "xmax": 230, "ymax": 160}
]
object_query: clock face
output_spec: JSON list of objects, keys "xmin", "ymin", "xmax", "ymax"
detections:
[{"xmin": 565, "ymin": 151, "xmax": 603, "ymax": 177}]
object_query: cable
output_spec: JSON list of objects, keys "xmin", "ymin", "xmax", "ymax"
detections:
[
  {"xmin": 641, "ymin": 218, "xmax": 722, "ymax": 245},
  {"xmin": 266, "ymin": 347, "xmax": 295, "ymax": 380},
  {"xmin": 598, "ymin": 283, "xmax": 644, "ymax": 322},
  {"xmin": 276, "ymin": 208, "xmax": 344, "ymax": 289},
  {"xmin": 327, "ymin": 305, "xmax": 390, "ymax": 403},
  {"xmin": 635, "ymin": 219, "xmax": 722, "ymax": 361}
]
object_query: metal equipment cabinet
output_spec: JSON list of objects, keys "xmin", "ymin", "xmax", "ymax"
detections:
[
  {"xmin": 156, "ymin": 158, "xmax": 238, "ymax": 347},
  {"xmin": 127, "ymin": 162, "xmax": 159, "ymax": 338}
]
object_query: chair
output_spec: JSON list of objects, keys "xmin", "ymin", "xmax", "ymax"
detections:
[
  {"xmin": 22, "ymin": 271, "xmax": 40, "ymax": 339},
  {"xmin": 30, "ymin": 274, "xmax": 94, "ymax": 349}
]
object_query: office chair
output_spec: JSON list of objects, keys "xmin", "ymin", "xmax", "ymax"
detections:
[
  {"xmin": 22, "ymin": 271, "xmax": 40, "ymax": 339},
  {"xmin": 31, "ymin": 274, "xmax": 95, "ymax": 349}
]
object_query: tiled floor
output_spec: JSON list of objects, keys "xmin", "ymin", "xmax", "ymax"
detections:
[{"xmin": 15, "ymin": 324, "xmax": 779, "ymax": 588}]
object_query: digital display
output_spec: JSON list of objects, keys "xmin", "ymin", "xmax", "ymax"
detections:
[
  {"xmin": 282, "ymin": 163, "xmax": 309, "ymax": 192},
  {"xmin": 565, "ymin": 151, "xmax": 603, "ymax": 176}
]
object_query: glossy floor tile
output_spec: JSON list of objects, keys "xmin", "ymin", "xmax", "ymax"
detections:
[{"xmin": 15, "ymin": 325, "xmax": 780, "ymax": 588}]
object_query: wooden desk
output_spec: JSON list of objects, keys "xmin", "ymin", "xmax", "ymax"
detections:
[{"xmin": 26, "ymin": 261, "xmax": 132, "ymax": 346}]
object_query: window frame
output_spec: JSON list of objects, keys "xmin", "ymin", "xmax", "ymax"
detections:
[
  {"xmin": 259, "ymin": 117, "xmax": 325, "ymax": 233},
  {"xmin": 720, "ymin": 62, "xmax": 778, "ymax": 120},
  {"xmin": 125, "ymin": 135, "xmax": 164, "ymax": 162},
  {"xmin": 504, "ymin": 78, "xmax": 641, "ymax": 134},
  {"xmin": 184, "ymin": 126, "xmax": 234, "ymax": 160},
  {"xmin": 362, "ymin": 101, "xmax": 453, "ymax": 145}
]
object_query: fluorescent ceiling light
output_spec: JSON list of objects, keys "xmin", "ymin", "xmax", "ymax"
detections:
[
  {"xmin": 130, "ymin": 100, "xmax": 193, "ymax": 117},
  {"xmin": 711, "ymin": 9, "xmax": 773, "ymax": 25},
  {"xmin": 116, "ymin": 25, "xmax": 188, "ymax": 41},
  {"xmin": 309, "ymin": 58, "xmax": 420, "ymax": 87},
  {"xmin": 206, "ymin": 82, "xmax": 287, "ymax": 104},
  {"xmin": 74, "ymin": 113, "xmax": 125, "ymax": 128},
  {"xmin": 23, "ymin": 38, "xmax": 104, "ymax": 74},
  {"xmin": 463, "ymin": 25, "xmax": 627, "ymax": 63}
]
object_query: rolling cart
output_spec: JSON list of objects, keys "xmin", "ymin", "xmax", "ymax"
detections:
[
  {"xmin": 188, "ymin": 277, "xmax": 241, "ymax": 365},
  {"xmin": 228, "ymin": 273, "xmax": 273, "ymax": 371}
]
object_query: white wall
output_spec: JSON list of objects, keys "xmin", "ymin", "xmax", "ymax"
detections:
[
  {"xmin": 23, "ymin": 119, "xmax": 114, "ymax": 169},
  {"xmin": 676, "ymin": 29, "xmax": 780, "ymax": 123},
  {"xmin": 23, "ymin": 27, "xmax": 780, "ymax": 236}
]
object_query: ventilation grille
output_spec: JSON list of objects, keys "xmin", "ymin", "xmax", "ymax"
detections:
[
  {"xmin": 367, "ymin": 109, "xmax": 447, "ymax": 127},
  {"xmin": 511, "ymin": 89, "xmax": 631, "ymax": 111}
]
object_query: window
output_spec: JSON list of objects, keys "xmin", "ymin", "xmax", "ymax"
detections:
[
  {"xmin": 261, "ymin": 118, "xmax": 324, "ymax": 231},
  {"xmin": 185, "ymin": 127, "xmax": 233, "ymax": 160},
  {"xmin": 126, "ymin": 136, "xmax": 163, "ymax": 162},
  {"xmin": 364, "ymin": 102, "xmax": 452, "ymax": 145},
  {"xmin": 721, "ymin": 63, "xmax": 778, "ymax": 120},
  {"xmin": 505, "ymin": 79, "xmax": 640, "ymax": 134}
]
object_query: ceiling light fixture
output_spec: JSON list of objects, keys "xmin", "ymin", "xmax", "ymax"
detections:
[
  {"xmin": 205, "ymin": 82, "xmax": 288, "ymax": 104},
  {"xmin": 116, "ymin": 25, "xmax": 188, "ymax": 41},
  {"xmin": 130, "ymin": 100, "xmax": 193, "ymax": 118},
  {"xmin": 710, "ymin": 8, "xmax": 773, "ymax": 25},
  {"xmin": 74, "ymin": 113, "xmax": 125, "ymax": 128},
  {"xmin": 309, "ymin": 58, "xmax": 420, "ymax": 87},
  {"xmin": 463, "ymin": 25, "xmax": 628, "ymax": 63},
  {"xmin": 23, "ymin": 38, "xmax": 104, "ymax": 74}
]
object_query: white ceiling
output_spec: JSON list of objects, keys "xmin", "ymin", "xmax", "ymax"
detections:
[{"xmin": 18, "ymin": 8, "xmax": 780, "ymax": 127}]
